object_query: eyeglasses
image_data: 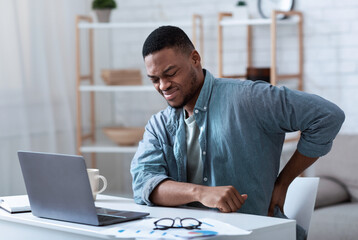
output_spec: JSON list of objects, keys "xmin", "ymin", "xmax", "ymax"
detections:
[{"xmin": 153, "ymin": 217, "xmax": 202, "ymax": 230}]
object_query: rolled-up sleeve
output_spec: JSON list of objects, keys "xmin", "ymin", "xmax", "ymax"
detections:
[
  {"xmin": 130, "ymin": 115, "xmax": 172, "ymax": 206},
  {"xmin": 249, "ymin": 82, "xmax": 345, "ymax": 158}
]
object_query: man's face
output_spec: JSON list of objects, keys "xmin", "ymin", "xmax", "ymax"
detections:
[{"xmin": 144, "ymin": 48, "xmax": 201, "ymax": 109}]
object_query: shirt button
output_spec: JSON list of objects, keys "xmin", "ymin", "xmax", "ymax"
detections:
[
  {"xmin": 203, "ymin": 177, "xmax": 208, "ymax": 182},
  {"xmin": 194, "ymin": 109, "xmax": 199, "ymax": 114},
  {"xmin": 203, "ymin": 151, "xmax": 206, "ymax": 155}
]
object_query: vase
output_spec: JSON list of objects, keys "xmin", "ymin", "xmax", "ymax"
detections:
[
  {"xmin": 232, "ymin": 6, "xmax": 249, "ymax": 19},
  {"xmin": 95, "ymin": 9, "xmax": 112, "ymax": 23}
]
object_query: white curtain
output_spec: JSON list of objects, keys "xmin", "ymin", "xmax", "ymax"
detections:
[{"xmin": 0, "ymin": 0, "xmax": 89, "ymax": 195}]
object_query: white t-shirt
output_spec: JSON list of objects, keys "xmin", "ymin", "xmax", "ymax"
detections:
[{"xmin": 184, "ymin": 111, "xmax": 203, "ymax": 185}]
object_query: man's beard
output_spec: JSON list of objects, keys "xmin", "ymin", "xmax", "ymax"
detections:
[{"xmin": 169, "ymin": 67, "xmax": 199, "ymax": 109}]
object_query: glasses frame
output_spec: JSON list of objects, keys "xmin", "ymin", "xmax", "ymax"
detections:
[{"xmin": 153, "ymin": 217, "xmax": 202, "ymax": 230}]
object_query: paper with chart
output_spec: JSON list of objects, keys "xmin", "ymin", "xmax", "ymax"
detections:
[{"xmin": 102, "ymin": 217, "xmax": 251, "ymax": 239}]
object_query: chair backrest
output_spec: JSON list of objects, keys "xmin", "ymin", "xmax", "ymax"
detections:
[{"xmin": 283, "ymin": 177, "xmax": 320, "ymax": 233}]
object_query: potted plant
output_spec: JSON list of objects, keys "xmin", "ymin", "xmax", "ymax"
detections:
[
  {"xmin": 233, "ymin": 0, "xmax": 249, "ymax": 19},
  {"xmin": 236, "ymin": 0, "xmax": 247, "ymax": 6},
  {"xmin": 92, "ymin": 0, "xmax": 117, "ymax": 23}
]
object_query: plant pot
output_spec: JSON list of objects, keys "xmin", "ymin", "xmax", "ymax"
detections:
[
  {"xmin": 233, "ymin": 6, "xmax": 249, "ymax": 19},
  {"xmin": 95, "ymin": 9, "xmax": 112, "ymax": 22}
]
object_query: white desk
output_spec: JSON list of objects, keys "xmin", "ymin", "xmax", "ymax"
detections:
[{"xmin": 0, "ymin": 195, "xmax": 295, "ymax": 240}]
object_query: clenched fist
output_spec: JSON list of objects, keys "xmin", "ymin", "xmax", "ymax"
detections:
[{"xmin": 197, "ymin": 185, "xmax": 248, "ymax": 213}]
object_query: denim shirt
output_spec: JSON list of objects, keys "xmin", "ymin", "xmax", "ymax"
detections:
[{"xmin": 130, "ymin": 70, "xmax": 345, "ymax": 216}]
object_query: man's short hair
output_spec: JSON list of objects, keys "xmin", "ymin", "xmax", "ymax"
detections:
[{"xmin": 142, "ymin": 26, "xmax": 195, "ymax": 58}]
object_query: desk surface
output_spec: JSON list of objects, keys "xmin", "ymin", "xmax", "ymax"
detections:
[{"xmin": 0, "ymin": 195, "xmax": 295, "ymax": 240}]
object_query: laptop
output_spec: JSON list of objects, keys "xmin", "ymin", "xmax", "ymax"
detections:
[{"xmin": 18, "ymin": 151, "xmax": 149, "ymax": 226}]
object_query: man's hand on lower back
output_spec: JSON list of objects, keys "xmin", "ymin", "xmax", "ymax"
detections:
[
  {"xmin": 268, "ymin": 150, "xmax": 319, "ymax": 217},
  {"xmin": 197, "ymin": 185, "xmax": 248, "ymax": 213},
  {"xmin": 268, "ymin": 179, "xmax": 289, "ymax": 217}
]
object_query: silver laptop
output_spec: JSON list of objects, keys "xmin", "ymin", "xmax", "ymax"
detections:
[{"xmin": 18, "ymin": 151, "xmax": 149, "ymax": 226}]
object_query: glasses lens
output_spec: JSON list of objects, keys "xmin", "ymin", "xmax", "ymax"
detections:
[
  {"xmin": 155, "ymin": 218, "xmax": 174, "ymax": 229},
  {"xmin": 181, "ymin": 218, "xmax": 201, "ymax": 229}
]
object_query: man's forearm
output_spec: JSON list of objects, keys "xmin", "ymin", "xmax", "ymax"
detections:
[
  {"xmin": 149, "ymin": 179, "xmax": 248, "ymax": 213},
  {"xmin": 149, "ymin": 179, "xmax": 201, "ymax": 206},
  {"xmin": 277, "ymin": 149, "xmax": 318, "ymax": 187}
]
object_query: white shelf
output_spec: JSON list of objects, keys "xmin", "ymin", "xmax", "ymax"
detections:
[
  {"xmin": 80, "ymin": 130, "xmax": 139, "ymax": 153},
  {"xmin": 80, "ymin": 145, "xmax": 138, "ymax": 153},
  {"xmin": 78, "ymin": 21, "xmax": 193, "ymax": 29},
  {"xmin": 79, "ymin": 85, "xmax": 155, "ymax": 92},
  {"xmin": 220, "ymin": 18, "xmax": 299, "ymax": 26}
]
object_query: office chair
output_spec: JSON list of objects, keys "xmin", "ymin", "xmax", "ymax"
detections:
[{"xmin": 283, "ymin": 177, "xmax": 320, "ymax": 234}]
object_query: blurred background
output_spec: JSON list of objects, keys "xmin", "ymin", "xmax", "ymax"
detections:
[{"xmin": 0, "ymin": 0, "xmax": 356, "ymax": 198}]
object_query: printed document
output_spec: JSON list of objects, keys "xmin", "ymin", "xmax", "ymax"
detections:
[{"xmin": 102, "ymin": 217, "xmax": 251, "ymax": 239}]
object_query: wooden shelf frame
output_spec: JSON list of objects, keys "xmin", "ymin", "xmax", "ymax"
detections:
[
  {"xmin": 75, "ymin": 15, "xmax": 204, "ymax": 167},
  {"xmin": 218, "ymin": 10, "xmax": 303, "ymax": 91},
  {"xmin": 76, "ymin": 15, "xmax": 96, "ymax": 167}
]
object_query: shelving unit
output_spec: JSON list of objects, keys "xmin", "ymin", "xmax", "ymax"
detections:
[
  {"xmin": 218, "ymin": 10, "xmax": 303, "ymax": 90},
  {"xmin": 218, "ymin": 10, "xmax": 303, "ymax": 143},
  {"xmin": 76, "ymin": 15, "xmax": 203, "ymax": 167}
]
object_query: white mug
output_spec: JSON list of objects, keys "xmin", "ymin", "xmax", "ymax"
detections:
[{"xmin": 87, "ymin": 168, "xmax": 107, "ymax": 200}]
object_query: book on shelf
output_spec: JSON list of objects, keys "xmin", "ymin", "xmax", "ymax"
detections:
[{"xmin": 0, "ymin": 195, "xmax": 31, "ymax": 213}]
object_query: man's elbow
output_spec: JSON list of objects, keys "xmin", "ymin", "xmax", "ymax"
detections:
[
  {"xmin": 133, "ymin": 195, "xmax": 146, "ymax": 205},
  {"xmin": 331, "ymin": 106, "xmax": 345, "ymax": 133},
  {"xmin": 337, "ymin": 108, "xmax": 345, "ymax": 125}
]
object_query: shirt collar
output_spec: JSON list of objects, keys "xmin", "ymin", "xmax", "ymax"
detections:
[{"xmin": 194, "ymin": 69, "xmax": 214, "ymax": 112}]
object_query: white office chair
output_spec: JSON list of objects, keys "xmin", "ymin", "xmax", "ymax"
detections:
[{"xmin": 283, "ymin": 177, "xmax": 320, "ymax": 234}]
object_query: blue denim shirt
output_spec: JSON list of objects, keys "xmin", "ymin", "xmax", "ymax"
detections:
[{"xmin": 130, "ymin": 70, "xmax": 345, "ymax": 216}]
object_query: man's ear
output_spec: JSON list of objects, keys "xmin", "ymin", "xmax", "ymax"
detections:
[{"xmin": 191, "ymin": 50, "xmax": 201, "ymax": 65}]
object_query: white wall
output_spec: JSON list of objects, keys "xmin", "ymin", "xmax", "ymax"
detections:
[{"xmin": 89, "ymin": 0, "xmax": 358, "ymax": 196}]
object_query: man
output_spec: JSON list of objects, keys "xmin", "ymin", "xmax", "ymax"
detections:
[{"xmin": 130, "ymin": 26, "xmax": 345, "ymax": 238}]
